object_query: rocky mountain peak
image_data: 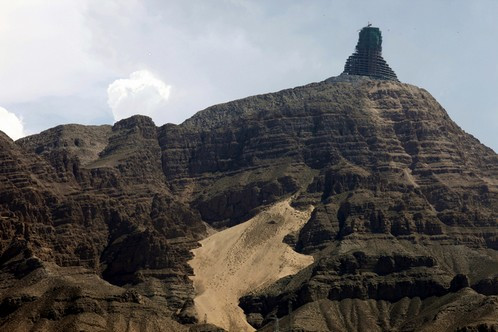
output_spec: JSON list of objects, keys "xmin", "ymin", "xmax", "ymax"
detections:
[
  {"xmin": 0, "ymin": 131, "xmax": 13, "ymax": 143},
  {"xmin": 113, "ymin": 114, "xmax": 156, "ymax": 131}
]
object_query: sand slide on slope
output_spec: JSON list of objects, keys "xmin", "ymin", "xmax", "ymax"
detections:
[{"xmin": 189, "ymin": 198, "xmax": 314, "ymax": 331}]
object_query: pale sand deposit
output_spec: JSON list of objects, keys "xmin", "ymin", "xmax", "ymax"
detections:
[{"xmin": 189, "ymin": 199, "xmax": 314, "ymax": 332}]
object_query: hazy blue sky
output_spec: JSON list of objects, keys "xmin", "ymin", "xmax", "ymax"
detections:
[{"xmin": 0, "ymin": 1, "xmax": 496, "ymax": 152}]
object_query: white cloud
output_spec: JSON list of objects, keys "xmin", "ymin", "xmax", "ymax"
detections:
[
  {"xmin": 107, "ymin": 70, "xmax": 171, "ymax": 122},
  {"xmin": 0, "ymin": 107, "xmax": 26, "ymax": 140}
]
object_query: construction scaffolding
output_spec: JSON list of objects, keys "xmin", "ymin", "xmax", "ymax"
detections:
[{"xmin": 342, "ymin": 26, "xmax": 399, "ymax": 81}]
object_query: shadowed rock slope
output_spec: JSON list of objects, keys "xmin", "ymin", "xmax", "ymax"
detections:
[{"xmin": 0, "ymin": 76, "xmax": 497, "ymax": 331}]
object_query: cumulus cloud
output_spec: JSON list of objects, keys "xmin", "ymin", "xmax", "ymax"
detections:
[
  {"xmin": 0, "ymin": 107, "xmax": 25, "ymax": 140},
  {"xmin": 107, "ymin": 70, "xmax": 171, "ymax": 122}
]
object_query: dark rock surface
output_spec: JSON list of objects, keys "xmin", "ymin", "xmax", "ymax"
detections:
[
  {"xmin": 1, "ymin": 77, "xmax": 497, "ymax": 331},
  {"xmin": 1, "ymin": 117, "xmax": 207, "ymax": 330},
  {"xmin": 473, "ymin": 276, "xmax": 498, "ymax": 296}
]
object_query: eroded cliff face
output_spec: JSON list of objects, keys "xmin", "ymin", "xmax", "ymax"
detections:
[
  {"xmin": 0, "ymin": 118, "xmax": 207, "ymax": 329},
  {"xmin": 0, "ymin": 76, "xmax": 497, "ymax": 331}
]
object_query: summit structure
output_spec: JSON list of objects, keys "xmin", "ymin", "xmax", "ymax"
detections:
[{"xmin": 343, "ymin": 25, "xmax": 398, "ymax": 81}]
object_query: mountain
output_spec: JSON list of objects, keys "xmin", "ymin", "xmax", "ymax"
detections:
[
  {"xmin": 1, "ymin": 25, "xmax": 497, "ymax": 331},
  {"xmin": 1, "ymin": 75, "xmax": 497, "ymax": 331}
]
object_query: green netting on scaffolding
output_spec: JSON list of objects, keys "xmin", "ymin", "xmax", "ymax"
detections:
[
  {"xmin": 356, "ymin": 27, "xmax": 382, "ymax": 52},
  {"xmin": 342, "ymin": 25, "xmax": 398, "ymax": 81}
]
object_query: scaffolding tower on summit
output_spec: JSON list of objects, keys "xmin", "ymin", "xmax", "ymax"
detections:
[{"xmin": 342, "ymin": 25, "xmax": 399, "ymax": 81}]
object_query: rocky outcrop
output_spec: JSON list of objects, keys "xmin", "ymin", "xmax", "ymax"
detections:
[
  {"xmin": 239, "ymin": 246, "xmax": 497, "ymax": 330},
  {"xmin": 239, "ymin": 251, "xmax": 455, "ymax": 324},
  {"xmin": 473, "ymin": 277, "xmax": 498, "ymax": 296},
  {"xmin": 255, "ymin": 290, "xmax": 498, "ymax": 332},
  {"xmin": 0, "ymin": 255, "xmax": 188, "ymax": 331},
  {"xmin": 1, "ymin": 116, "xmax": 208, "ymax": 330}
]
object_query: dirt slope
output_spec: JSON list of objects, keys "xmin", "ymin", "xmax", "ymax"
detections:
[{"xmin": 189, "ymin": 198, "xmax": 314, "ymax": 331}]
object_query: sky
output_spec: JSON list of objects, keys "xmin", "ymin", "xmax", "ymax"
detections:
[{"xmin": 0, "ymin": 0, "xmax": 496, "ymax": 152}]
